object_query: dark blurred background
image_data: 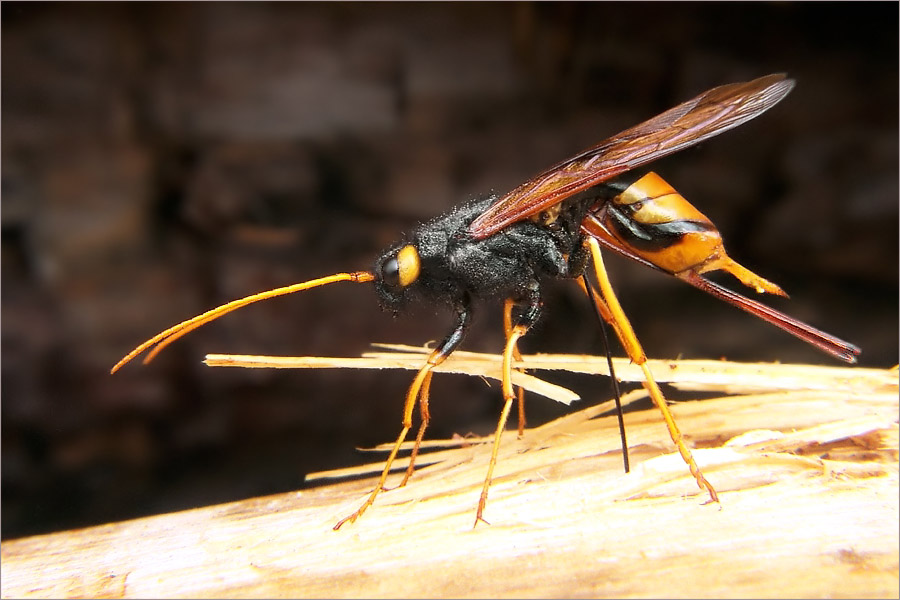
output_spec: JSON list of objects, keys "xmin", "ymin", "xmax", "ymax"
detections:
[{"xmin": 2, "ymin": 2, "xmax": 897, "ymax": 539}]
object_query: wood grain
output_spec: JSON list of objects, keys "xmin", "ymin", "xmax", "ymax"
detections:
[{"xmin": 2, "ymin": 358, "xmax": 897, "ymax": 599}]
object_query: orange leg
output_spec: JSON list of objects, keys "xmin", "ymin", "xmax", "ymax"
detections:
[
  {"xmin": 398, "ymin": 371, "xmax": 433, "ymax": 488},
  {"xmin": 334, "ymin": 304, "xmax": 472, "ymax": 529},
  {"xmin": 333, "ymin": 352, "xmax": 441, "ymax": 530},
  {"xmin": 503, "ymin": 298, "xmax": 527, "ymax": 437},
  {"xmin": 584, "ymin": 237, "xmax": 718, "ymax": 503},
  {"xmin": 474, "ymin": 322, "xmax": 527, "ymax": 526},
  {"xmin": 575, "ymin": 276, "xmax": 631, "ymax": 474}
]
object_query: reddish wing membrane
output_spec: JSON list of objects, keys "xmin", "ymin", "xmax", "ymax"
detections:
[
  {"xmin": 468, "ymin": 73, "xmax": 795, "ymax": 239},
  {"xmin": 470, "ymin": 73, "xmax": 859, "ymax": 364}
]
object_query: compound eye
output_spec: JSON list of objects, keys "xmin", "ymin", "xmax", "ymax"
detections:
[
  {"xmin": 381, "ymin": 256, "xmax": 401, "ymax": 288},
  {"xmin": 379, "ymin": 244, "xmax": 420, "ymax": 290}
]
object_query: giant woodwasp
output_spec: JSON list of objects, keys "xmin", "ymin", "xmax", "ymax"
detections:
[{"xmin": 112, "ymin": 73, "xmax": 860, "ymax": 529}]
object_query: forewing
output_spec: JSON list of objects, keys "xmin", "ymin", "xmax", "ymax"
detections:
[{"xmin": 468, "ymin": 73, "xmax": 795, "ymax": 239}]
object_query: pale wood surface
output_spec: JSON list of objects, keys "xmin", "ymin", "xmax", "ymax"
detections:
[{"xmin": 2, "ymin": 358, "xmax": 897, "ymax": 599}]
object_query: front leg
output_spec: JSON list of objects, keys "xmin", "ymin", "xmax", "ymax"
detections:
[
  {"xmin": 398, "ymin": 297, "xmax": 473, "ymax": 487},
  {"xmin": 335, "ymin": 297, "xmax": 472, "ymax": 530}
]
